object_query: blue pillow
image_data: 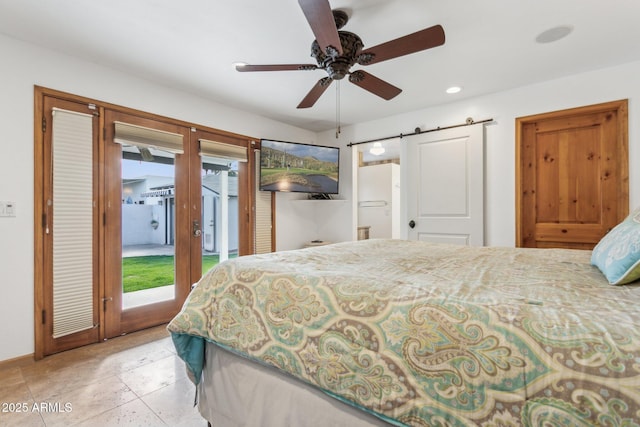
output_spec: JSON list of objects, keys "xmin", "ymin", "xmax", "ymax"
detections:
[{"xmin": 591, "ymin": 209, "xmax": 640, "ymax": 285}]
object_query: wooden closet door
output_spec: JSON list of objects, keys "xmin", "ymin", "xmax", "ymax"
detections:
[{"xmin": 516, "ymin": 100, "xmax": 628, "ymax": 249}]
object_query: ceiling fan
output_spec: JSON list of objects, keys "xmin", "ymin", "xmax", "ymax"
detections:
[{"xmin": 235, "ymin": 0, "xmax": 445, "ymax": 109}]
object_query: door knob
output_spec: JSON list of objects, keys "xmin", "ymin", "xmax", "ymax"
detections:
[
  {"xmin": 409, "ymin": 220, "xmax": 416, "ymax": 229},
  {"xmin": 193, "ymin": 220, "xmax": 202, "ymax": 237}
]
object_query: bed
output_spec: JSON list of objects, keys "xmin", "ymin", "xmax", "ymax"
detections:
[{"xmin": 168, "ymin": 237, "xmax": 640, "ymax": 426}]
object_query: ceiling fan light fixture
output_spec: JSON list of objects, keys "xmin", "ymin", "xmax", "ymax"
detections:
[
  {"xmin": 369, "ymin": 142, "xmax": 385, "ymax": 156},
  {"xmin": 446, "ymin": 86, "xmax": 462, "ymax": 94}
]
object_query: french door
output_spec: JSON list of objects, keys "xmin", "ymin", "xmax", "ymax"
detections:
[
  {"xmin": 103, "ymin": 110, "xmax": 195, "ymax": 337},
  {"xmin": 103, "ymin": 113, "xmax": 253, "ymax": 337},
  {"xmin": 37, "ymin": 96, "xmax": 101, "ymax": 356},
  {"xmin": 35, "ymin": 87, "xmax": 257, "ymax": 357}
]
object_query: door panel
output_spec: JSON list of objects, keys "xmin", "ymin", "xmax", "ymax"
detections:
[
  {"xmin": 36, "ymin": 88, "xmax": 260, "ymax": 358},
  {"xmin": 39, "ymin": 97, "xmax": 101, "ymax": 356},
  {"xmin": 192, "ymin": 128, "xmax": 250, "ymax": 282},
  {"xmin": 517, "ymin": 100, "xmax": 628, "ymax": 249},
  {"xmin": 405, "ymin": 124, "xmax": 485, "ymax": 246},
  {"xmin": 103, "ymin": 110, "xmax": 192, "ymax": 338}
]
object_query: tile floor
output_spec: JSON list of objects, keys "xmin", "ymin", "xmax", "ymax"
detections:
[{"xmin": 0, "ymin": 325, "xmax": 206, "ymax": 426}]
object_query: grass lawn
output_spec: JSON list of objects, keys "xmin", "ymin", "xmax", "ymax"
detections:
[{"xmin": 122, "ymin": 255, "xmax": 224, "ymax": 293}]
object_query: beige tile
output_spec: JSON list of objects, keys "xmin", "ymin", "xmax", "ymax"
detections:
[
  {"xmin": 20, "ymin": 345, "xmax": 107, "ymax": 384},
  {"xmin": 38, "ymin": 375, "xmax": 137, "ymax": 427},
  {"xmin": 99, "ymin": 339, "xmax": 177, "ymax": 375},
  {"xmin": 0, "ymin": 367, "xmax": 27, "ymax": 399},
  {"xmin": 73, "ymin": 398, "xmax": 165, "ymax": 427},
  {"xmin": 0, "ymin": 325, "xmax": 193, "ymax": 427},
  {"xmin": 24, "ymin": 357, "xmax": 112, "ymax": 402},
  {"xmin": 0, "ymin": 403, "xmax": 46, "ymax": 427},
  {"xmin": 24, "ymin": 339, "xmax": 175, "ymax": 402},
  {"xmin": 159, "ymin": 336, "xmax": 178, "ymax": 354},
  {"xmin": 119, "ymin": 354, "xmax": 187, "ymax": 397},
  {"xmin": 0, "ymin": 381, "xmax": 33, "ymax": 405},
  {"xmin": 142, "ymin": 377, "xmax": 206, "ymax": 427},
  {"xmin": 94, "ymin": 326, "xmax": 170, "ymax": 354}
]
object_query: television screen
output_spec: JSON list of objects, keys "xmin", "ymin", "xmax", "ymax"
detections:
[{"xmin": 260, "ymin": 139, "xmax": 339, "ymax": 194}]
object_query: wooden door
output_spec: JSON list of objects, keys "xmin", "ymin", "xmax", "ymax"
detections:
[
  {"xmin": 36, "ymin": 96, "xmax": 101, "ymax": 357},
  {"xmin": 405, "ymin": 123, "xmax": 485, "ymax": 245},
  {"xmin": 103, "ymin": 110, "xmax": 193, "ymax": 338},
  {"xmin": 516, "ymin": 100, "xmax": 628, "ymax": 249},
  {"xmin": 35, "ymin": 87, "xmax": 260, "ymax": 358},
  {"xmin": 191, "ymin": 127, "xmax": 253, "ymax": 283}
]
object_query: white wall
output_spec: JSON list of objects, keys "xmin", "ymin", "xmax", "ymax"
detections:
[
  {"xmin": 314, "ymin": 60, "xmax": 640, "ymax": 248},
  {"xmin": 273, "ymin": 139, "xmax": 350, "ymax": 250},
  {"xmin": 122, "ymin": 205, "xmax": 165, "ymax": 246},
  {"xmin": 0, "ymin": 33, "xmax": 315, "ymax": 362}
]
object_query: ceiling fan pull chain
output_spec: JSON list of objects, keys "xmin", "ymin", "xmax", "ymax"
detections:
[{"xmin": 335, "ymin": 80, "xmax": 341, "ymax": 138}]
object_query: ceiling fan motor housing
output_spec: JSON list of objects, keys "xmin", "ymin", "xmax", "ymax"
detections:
[{"xmin": 311, "ymin": 31, "xmax": 363, "ymax": 80}]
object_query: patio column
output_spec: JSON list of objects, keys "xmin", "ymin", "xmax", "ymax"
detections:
[{"xmin": 220, "ymin": 170, "xmax": 229, "ymax": 262}]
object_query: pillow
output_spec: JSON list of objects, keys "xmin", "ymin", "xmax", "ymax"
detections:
[{"xmin": 591, "ymin": 209, "xmax": 640, "ymax": 285}]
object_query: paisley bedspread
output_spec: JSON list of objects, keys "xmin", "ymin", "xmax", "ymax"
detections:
[{"xmin": 168, "ymin": 239, "xmax": 640, "ymax": 426}]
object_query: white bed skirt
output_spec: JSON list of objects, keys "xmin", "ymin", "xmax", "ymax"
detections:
[{"xmin": 198, "ymin": 342, "xmax": 391, "ymax": 426}]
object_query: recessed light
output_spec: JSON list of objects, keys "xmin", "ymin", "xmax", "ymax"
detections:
[
  {"xmin": 446, "ymin": 86, "xmax": 462, "ymax": 94},
  {"xmin": 535, "ymin": 25, "xmax": 573, "ymax": 44}
]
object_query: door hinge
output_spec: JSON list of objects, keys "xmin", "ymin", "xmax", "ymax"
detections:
[
  {"xmin": 42, "ymin": 116, "xmax": 46, "ymax": 133},
  {"xmin": 42, "ymin": 213, "xmax": 47, "ymax": 228},
  {"xmin": 41, "ymin": 309, "xmax": 46, "ymax": 324},
  {"xmin": 103, "ymin": 212, "xmax": 106, "ymax": 226}
]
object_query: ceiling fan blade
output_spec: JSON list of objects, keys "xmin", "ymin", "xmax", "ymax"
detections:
[
  {"xmin": 297, "ymin": 77, "xmax": 333, "ymax": 108},
  {"xmin": 358, "ymin": 25, "xmax": 445, "ymax": 65},
  {"xmin": 349, "ymin": 70, "xmax": 402, "ymax": 100},
  {"xmin": 236, "ymin": 64, "xmax": 318, "ymax": 72},
  {"xmin": 298, "ymin": 0, "xmax": 343, "ymax": 56}
]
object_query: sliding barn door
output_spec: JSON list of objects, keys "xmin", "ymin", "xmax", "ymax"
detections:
[
  {"xmin": 37, "ymin": 97, "xmax": 101, "ymax": 356},
  {"xmin": 405, "ymin": 124, "xmax": 485, "ymax": 245}
]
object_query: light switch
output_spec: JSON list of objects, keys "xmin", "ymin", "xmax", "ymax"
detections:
[{"xmin": 0, "ymin": 201, "xmax": 16, "ymax": 217}]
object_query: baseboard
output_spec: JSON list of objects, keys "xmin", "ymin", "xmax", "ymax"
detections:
[{"xmin": 0, "ymin": 353, "xmax": 35, "ymax": 371}]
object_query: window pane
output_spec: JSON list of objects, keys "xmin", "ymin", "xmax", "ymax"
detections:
[
  {"xmin": 121, "ymin": 146, "xmax": 176, "ymax": 309},
  {"xmin": 201, "ymin": 156, "xmax": 239, "ymax": 276}
]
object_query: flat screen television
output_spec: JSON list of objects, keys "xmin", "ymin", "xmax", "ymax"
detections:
[{"xmin": 260, "ymin": 139, "xmax": 339, "ymax": 195}]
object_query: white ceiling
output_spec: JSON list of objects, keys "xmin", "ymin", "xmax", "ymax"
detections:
[{"xmin": 1, "ymin": 0, "xmax": 639, "ymax": 133}]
